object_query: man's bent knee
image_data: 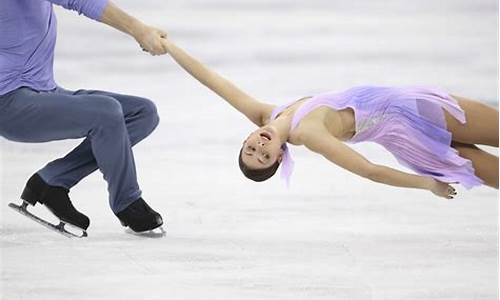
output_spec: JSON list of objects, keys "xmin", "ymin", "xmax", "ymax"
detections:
[
  {"xmin": 92, "ymin": 96, "xmax": 125, "ymax": 127},
  {"xmin": 139, "ymin": 98, "xmax": 160, "ymax": 133}
]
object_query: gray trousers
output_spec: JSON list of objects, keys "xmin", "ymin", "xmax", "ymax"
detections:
[{"xmin": 0, "ymin": 87, "xmax": 159, "ymax": 213}]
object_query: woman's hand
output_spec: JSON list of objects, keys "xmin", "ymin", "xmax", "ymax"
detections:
[
  {"xmin": 429, "ymin": 179, "xmax": 457, "ymax": 199},
  {"xmin": 133, "ymin": 23, "xmax": 168, "ymax": 56}
]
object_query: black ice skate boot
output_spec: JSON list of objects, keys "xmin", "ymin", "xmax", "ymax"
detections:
[
  {"xmin": 21, "ymin": 173, "xmax": 49, "ymax": 206},
  {"xmin": 116, "ymin": 198, "xmax": 163, "ymax": 233},
  {"xmin": 20, "ymin": 173, "xmax": 90, "ymax": 230}
]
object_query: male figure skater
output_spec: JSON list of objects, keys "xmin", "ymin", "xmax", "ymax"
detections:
[{"xmin": 0, "ymin": 0, "xmax": 167, "ymax": 234}]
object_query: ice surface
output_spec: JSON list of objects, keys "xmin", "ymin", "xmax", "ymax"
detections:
[{"xmin": 1, "ymin": 1, "xmax": 498, "ymax": 299}]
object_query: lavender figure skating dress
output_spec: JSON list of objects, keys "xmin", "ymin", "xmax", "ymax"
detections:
[{"xmin": 272, "ymin": 86, "xmax": 483, "ymax": 189}]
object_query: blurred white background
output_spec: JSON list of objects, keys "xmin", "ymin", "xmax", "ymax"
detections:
[{"xmin": 1, "ymin": 1, "xmax": 498, "ymax": 299}]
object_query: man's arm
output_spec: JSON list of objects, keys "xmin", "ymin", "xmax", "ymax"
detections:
[
  {"xmin": 302, "ymin": 127, "xmax": 456, "ymax": 198},
  {"xmin": 45, "ymin": 0, "xmax": 108, "ymax": 20},
  {"xmin": 100, "ymin": 2, "xmax": 167, "ymax": 56},
  {"xmin": 46, "ymin": 0, "xmax": 167, "ymax": 56},
  {"xmin": 161, "ymin": 39, "xmax": 274, "ymax": 126}
]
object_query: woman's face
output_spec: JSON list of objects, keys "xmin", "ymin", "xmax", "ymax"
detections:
[{"xmin": 241, "ymin": 126, "xmax": 283, "ymax": 169}]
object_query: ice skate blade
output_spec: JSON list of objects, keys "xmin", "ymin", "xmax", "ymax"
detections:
[
  {"xmin": 63, "ymin": 222, "xmax": 88, "ymax": 238},
  {"xmin": 125, "ymin": 226, "xmax": 166, "ymax": 238},
  {"xmin": 8, "ymin": 202, "xmax": 87, "ymax": 238}
]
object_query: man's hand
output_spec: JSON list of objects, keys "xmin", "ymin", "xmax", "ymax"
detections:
[
  {"xmin": 133, "ymin": 24, "xmax": 168, "ymax": 56},
  {"xmin": 100, "ymin": 1, "xmax": 168, "ymax": 56}
]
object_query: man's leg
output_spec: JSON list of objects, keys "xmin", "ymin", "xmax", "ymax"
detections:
[
  {"xmin": 0, "ymin": 87, "xmax": 142, "ymax": 213},
  {"xmin": 36, "ymin": 88, "xmax": 160, "ymax": 212}
]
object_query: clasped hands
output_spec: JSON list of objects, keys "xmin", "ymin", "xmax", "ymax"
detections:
[{"xmin": 133, "ymin": 23, "xmax": 169, "ymax": 56}]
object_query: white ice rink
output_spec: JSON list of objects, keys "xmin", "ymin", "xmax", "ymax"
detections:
[{"xmin": 1, "ymin": 1, "xmax": 498, "ymax": 299}]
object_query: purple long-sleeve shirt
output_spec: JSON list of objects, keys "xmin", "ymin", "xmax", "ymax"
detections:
[{"xmin": 0, "ymin": 0, "xmax": 109, "ymax": 95}]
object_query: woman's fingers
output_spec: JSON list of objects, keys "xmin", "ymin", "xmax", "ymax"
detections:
[
  {"xmin": 430, "ymin": 179, "xmax": 459, "ymax": 199},
  {"xmin": 445, "ymin": 184, "xmax": 457, "ymax": 199},
  {"xmin": 159, "ymin": 36, "xmax": 169, "ymax": 53},
  {"xmin": 158, "ymin": 29, "xmax": 168, "ymax": 38}
]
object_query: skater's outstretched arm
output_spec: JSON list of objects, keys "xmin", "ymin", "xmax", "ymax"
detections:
[
  {"xmin": 44, "ymin": 0, "xmax": 168, "ymax": 56},
  {"xmin": 302, "ymin": 127, "xmax": 457, "ymax": 199},
  {"xmin": 162, "ymin": 39, "xmax": 274, "ymax": 126}
]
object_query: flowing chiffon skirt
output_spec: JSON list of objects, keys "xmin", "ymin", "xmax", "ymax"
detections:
[{"xmin": 288, "ymin": 86, "xmax": 483, "ymax": 189}]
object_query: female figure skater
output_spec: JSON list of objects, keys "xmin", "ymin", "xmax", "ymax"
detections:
[{"xmin": 161, "ymin": 38, "xmax": 498, "ymax": 199}]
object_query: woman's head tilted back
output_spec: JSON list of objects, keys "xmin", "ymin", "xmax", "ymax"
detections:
[{"xmin": 238, "ymin": 126, "xmax": 284, "ymax": 182}]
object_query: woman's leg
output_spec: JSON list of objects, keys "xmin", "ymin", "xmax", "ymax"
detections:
[
  {"xmin": 451, "ymin": 141, "xmax": 498, "ymax": 188},
  {"xmin": 445, "ymin": 95, "xmax": 499, "ymax": 147}
]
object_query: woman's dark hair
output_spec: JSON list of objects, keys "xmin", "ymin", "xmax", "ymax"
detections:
[{"xmin": 238, "ymin": 148, "xmax": 280, "ymax": 182}]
